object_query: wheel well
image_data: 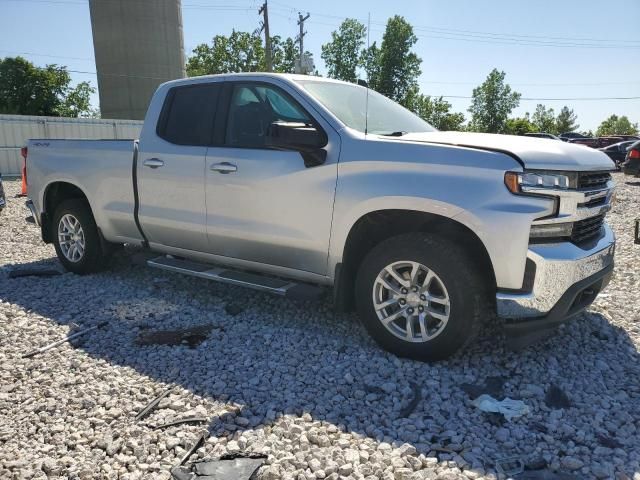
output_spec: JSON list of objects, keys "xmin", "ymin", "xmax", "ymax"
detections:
[
  {"xmin": 335, "ymin": 210, "xmax": 497, "ymax": 312},
  {"xmin": 42, "ymin": 182, "xmax": 89, "ymax": 243}
]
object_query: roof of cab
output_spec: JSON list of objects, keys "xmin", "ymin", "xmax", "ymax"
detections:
[{"xmin": 160, "ymin": 72, "xmax": 355, "ymax": 89}]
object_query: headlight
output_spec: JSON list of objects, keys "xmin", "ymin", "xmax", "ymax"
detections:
[{"xmin": 504, "ymin": 171, "xmax": 571, "ymax": 194}]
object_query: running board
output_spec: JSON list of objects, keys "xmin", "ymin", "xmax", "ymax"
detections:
[{"xmin": 147, "ymin": 256, "xmax": 324, "ymax": 301}]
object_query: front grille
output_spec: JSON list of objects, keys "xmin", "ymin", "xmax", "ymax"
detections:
[
  {"xmin": 578, "ymin": 171, "xmax": 611, "ymax": 189},
  {"xmin": 571, "ymin": 214, "xmax": 605, "ymax": 244}
]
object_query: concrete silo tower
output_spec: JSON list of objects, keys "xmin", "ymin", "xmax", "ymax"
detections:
[{"xmin": 89, "ymin": 0, "xmax": 186, "ymax": 120}]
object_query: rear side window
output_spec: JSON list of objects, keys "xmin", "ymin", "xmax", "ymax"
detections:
[{"xmin": 157, "ymin": 84, "xmax": 220, "ymax": 146}]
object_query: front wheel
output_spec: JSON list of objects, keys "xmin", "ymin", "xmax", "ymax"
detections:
[
  {"xmin": 355, "ymin": 233, "xmax": 485, "ymax": 361},
  {"xmin": 52, "ymin": 199, "xmax": 106, "ymax": 274}
]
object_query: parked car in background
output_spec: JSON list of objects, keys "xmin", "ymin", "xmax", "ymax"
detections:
[
  {"xmin": 597, "ymin": 136, "xmax": 626, "ymax": 148},
  {"xmin": 0, "ymin": 174, "xmax": 5, "ymax": 214},
  {"xmin": 600, "ymin": 141, "xmax": 637, "ymax": 168},
  {"xmin": 23, "ymin": 73, "xmax": 617, "ymax": 360},
  {"xmin": 622, "ymin": 141, "xmax": 640, "ymax": 177},
  {"xmin": 570, "ymin": 137, "xmax": 625, "ymax": 149},
  {"xmin": 524, "ymin": 132, "xmax": 562, "ymax": 140},
  {"xmin": 569, "ymin": 137, "xmax": 599, "ymax": 148},
  {"xmin": 613, "ymin": 134, "xmax": 640, "ymax": 142},
  {"xmin": 559, "ymin": 132, "xmax": 590, "ymax": 142}
]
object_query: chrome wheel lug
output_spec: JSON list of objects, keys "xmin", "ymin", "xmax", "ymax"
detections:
[
  {"xmin": 399, "ymin": 298, "xmax": 406, "ymax": 305},
  {"xmin": 401, "ymin": 287, "xmax": 408, "ymax": 294},
  {"xmin": 407, "ymin": 307, "xmax": 414, "ymax": 314},
  {"xmin": 420, "ymin": 294, "xmax": 426, "ymax": 301},
  {"xmin": 412, "ymin": 286, "xmax": 419, "ymax": 292},
  {"xmin": 418, "ymin": 306, "xmax": 424, "ymax": 312}
]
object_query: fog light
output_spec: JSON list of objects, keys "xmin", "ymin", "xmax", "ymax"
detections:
[{"xmin": 530, "ymin": 222, "xmax": 573, "ymax": 239}]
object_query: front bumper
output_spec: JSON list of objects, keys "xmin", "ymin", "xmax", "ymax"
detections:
[{"xmin": 496, "ymin": 224, "xmax": 615, "ymax": 345}]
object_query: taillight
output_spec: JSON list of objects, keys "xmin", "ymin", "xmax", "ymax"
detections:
[
  {"xmin": 629, "ymin": 149, "xmax": 640, "ymax": 159},
  {"xmin": 20, "ymin": 146, "xmax": 28, "ymax": 196}
]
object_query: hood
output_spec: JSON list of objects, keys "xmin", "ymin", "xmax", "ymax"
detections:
[{"xmin": 394, "ymin": 131, "xmax": 615, "ymax": 172}]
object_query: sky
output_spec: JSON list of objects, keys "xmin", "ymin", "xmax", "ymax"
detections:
[{"xmin": 1, "ymin": 0, "xmax": 639, "ymax": 131}]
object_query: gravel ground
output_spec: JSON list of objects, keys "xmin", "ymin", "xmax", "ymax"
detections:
[{"xmin": 0, "ymin": 174, "xmax": 639, "ymax": 480}]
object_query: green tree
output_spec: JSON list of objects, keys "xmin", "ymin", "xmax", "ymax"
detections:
[
  {"xmin": 406, "ymin": 90, "xmax": 465, "ymax": 130},
  {"xmin": 368, "ymin": 16, "xmax": 421, "ymax": 106},
  {"xmin": 362, "ymin": 42, "xmax": 381, "ymax": 87},
  {"xmin": 0, "ymin": 56, "xmax": 95, "ymax": 117},
  {"xmin": 596, "ymin": 114, "xmax": 639, "ymax": 136},
  {"xmin": 468, "ymin": 69, "xmax": 521, "ymax": 133},
  {"xmin": 186, "ymin": 31, "xmax": 302, "ymax": 76},
  {"xmin": 531, "ymin": 104, "xmax": 557, "ymax": 134},
  {"xmin": 504, "ymin": 115, "xmax": 536, "ymax": 135},
  {"xmin": 555, "ymin": 106, "xmax": 579, "ymax": 133},
  {"xmin": 321, "ymin": 19, "xmax": 366, "ymax": 83},
  {"xmin": 186, "ymin": 31, "xmax": 265, "ymax": 76},
  {"xmin": 271, "ymin": 36, "xmax": 302, "ymax": 73}
]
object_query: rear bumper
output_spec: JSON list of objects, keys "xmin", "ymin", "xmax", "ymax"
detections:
[
  {"xmin": 26, "ymin": 199, "xmax": 40, "ymax": 226},
  {"xmin": 496, "ymin": 224, "xmax": 615, "ymax": 345},
  {"xmin": 623, "ymin": 157, "xmax": 640, "ymax": 176}
]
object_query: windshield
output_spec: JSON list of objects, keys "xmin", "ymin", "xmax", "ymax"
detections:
[{"xmin": 296, "ymin": 80, "xmax": 435, "ymax": 135}]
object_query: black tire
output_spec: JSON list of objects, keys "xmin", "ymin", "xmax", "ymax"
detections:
[
  {"xmin": 52, "ymin": 198, "xmax": 106, "ymax": 274},
  {"xmin": 355, "ymin": 232, "xmax": 485, "ymax": 361}
]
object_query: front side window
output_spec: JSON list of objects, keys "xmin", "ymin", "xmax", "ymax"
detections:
[
  {"xmin": 158, "ymin": 83, "xmax": 220, "ymax": 146},
  {"xmin": 296, "ymin": 80, "xmax": 435, "ymax": 135},
  {"xmin": 226, "ymin": 84, "xmax": 312, "ymax": 148}
]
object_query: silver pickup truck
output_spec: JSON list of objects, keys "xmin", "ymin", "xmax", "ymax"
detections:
[{"xmin": 24, "ymin": 73, "xmax": 616, "ymax": 360}]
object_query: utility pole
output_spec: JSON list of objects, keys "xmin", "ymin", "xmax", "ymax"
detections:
[
  {"xmin": 258, "ymin": 1, "xmax": 272, "ymax": 72},
  {"xmin": 296, "ymin": 12, "xmax": 310, "ymax": 73}
]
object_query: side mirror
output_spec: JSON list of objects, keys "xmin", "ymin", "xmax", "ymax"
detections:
[{"xmin": 266, "ymin": 122, "xmax": 327, "ymax": 167}]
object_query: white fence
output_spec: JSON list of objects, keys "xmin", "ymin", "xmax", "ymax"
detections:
[{"xmin": 0, "ymin": 115, "xmax": 143, "ymax": 176}]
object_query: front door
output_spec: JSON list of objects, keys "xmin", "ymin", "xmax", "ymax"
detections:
[
  {"xmin": 137, "ymin": 82, "xmax": 221, "ymax": 252},
  {"xmin": 205, "ymin": 81, "xmax": 339, "ymax": 275}
]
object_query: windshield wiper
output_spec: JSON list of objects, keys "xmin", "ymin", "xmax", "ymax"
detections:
[{"xmin": 379, "ymin": 131, "xmax": 408, "ymax": 137}]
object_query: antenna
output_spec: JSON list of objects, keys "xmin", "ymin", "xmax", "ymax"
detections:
[{"xmin": 365, "ymin": 12, "xmax": 371, "ymax": 137}]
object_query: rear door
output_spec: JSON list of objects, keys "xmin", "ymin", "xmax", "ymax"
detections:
[
  {"xmin": 137, "ymin": 82, "xmax": 221, "ymax": 252},
  {"xmin": 204, "ymin": 80, "xmax": 339, "ymax": 275}
]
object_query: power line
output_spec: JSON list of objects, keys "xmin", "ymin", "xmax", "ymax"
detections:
[{"xmin": 436, "ymin": 95, "xmax": 640, "ymax": 101}]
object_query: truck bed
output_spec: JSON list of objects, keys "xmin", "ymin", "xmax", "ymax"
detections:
[{"xmin": 26, "ymin": 139, "xmax": 143, "ymax": 244}]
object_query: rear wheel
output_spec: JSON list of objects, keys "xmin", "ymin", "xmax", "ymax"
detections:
[
  {"xmin": 52, "ymin": 199, "xmax": 106, "ymax": 274},
  {"xmin": 355, "ymin": 233, "xmax": 485, "ymax": 361}
]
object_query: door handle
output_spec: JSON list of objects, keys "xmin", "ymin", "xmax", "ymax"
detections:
[
  {"xmin": 144, "ymin": 158, "xmax": 164, "ymax": 169},
  {"xmin": 210, "ymin": 162, "xmax": 237, "ymax": 174}
]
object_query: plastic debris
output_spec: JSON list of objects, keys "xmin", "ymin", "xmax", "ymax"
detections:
[
  {"xmin": 8, "ymin": 268, "xmax": 62, "ymax": 279},
  {"xmin": 461, "ymin": 375, "xmax": 507, "ymax": 399},
  {"xmin": 153, "ymin": 416, "xmax": 208, "ymax": 430},
  {"xmin": 22, "ymin": 321, "xmax": 108, "ymax": 358},
  {"xmin": 135, "ymin": 387, "xmax": 173, "ymax": 421},
  {"xmin": 172, "ymin": 453, "xmax": 267, "ymax": 480},
  {"xmin": 496, "ymin": 456, "xmax": 524, "ymax": 476},
  {"xmin": 515, "ymin": 470, "xmax": 579, "ymax": 479},
  {"xmin": 544, "ymin": 384, "xmax": 571, "ymax": 409},
  {"xmin": 471, "ymin": 394, "xmax": 530, "ymax": 420},
  {"xmin": 136, "ymin": 324, "xmax": 220, "ymax": 348},
  {"xmin": 398, "ymin": 381, "xmax": 421, "ymax": 418}
]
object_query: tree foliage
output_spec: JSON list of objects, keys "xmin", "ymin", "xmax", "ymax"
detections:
[
  {"xmin": 504, "ymin": 115, "xmax": 535, "ymax": 136},
  {"xmin": 406, "ymin": 90, "xmax": 465, "ymax": 130},
  {"xmin": 321, "ymin": 19, "xmax": 366, "ymax": 83},
  {"xmin": 531, "ymin": 104, "xmax": 556, "ymax": 134},
  {"xmin": 0, "ymin": 56, "xmax": 95, "ymax": 117},
  {"xmin": 186, "ymin": 31, "xmax": 302, "ymax": 76},
  {"xmin": 367, "ymin": 16, "xmax": 421, "ymax": 106},
  {"xmin": 596, "ymin": 114, "xmax": 639, "ymax": 136},
  {"xmin": 555, "ymin": 106, "xmax": 579, "ymax": 133},
  {"xmin": 468, "ymin": 69, "xmax": 521, "ymax": 133}
]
